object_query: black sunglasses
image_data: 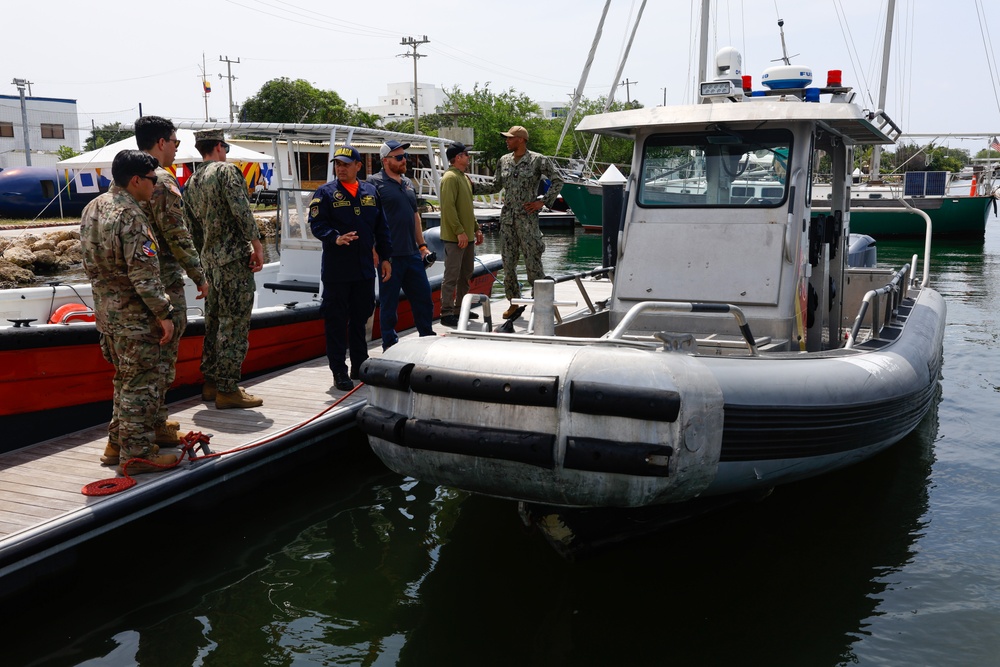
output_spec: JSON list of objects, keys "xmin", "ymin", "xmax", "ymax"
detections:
[
  {"xmin": 138, "ymin": 174, "xmax": 157, "ymax": 185},
  {"xmin": 221, "ymin": 142, "xmax": 231, "ymax": 154},
  {"xmin": 389, "ymin": 153, "xmax": 408, "ymax": 162}
]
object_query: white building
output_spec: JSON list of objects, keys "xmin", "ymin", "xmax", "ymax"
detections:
[
  {"xmin": 537, "ymin": 100, "xmax": 571, "ymax": 120},
  {"xmin": 362, "ymin": 82, "xmax": 446, "ymax": 123},
  {"xmin": 0, "ymin": 94, "xmax": 82, "ymax": 168}
]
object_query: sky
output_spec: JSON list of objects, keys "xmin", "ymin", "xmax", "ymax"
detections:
[{"xmin": 5, "ymin": 0, "xmax": 1000, "ymax": 155}]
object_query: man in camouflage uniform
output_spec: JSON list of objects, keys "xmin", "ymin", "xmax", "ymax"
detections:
[
  {"xmin": 473, "ymin": 125, "xmax": 564, "ymax": 318},
  {"xmin": 135, "ymin": 116, "xmax": 209, "ymax": 447},
  {"xmin": 183, "ymin": 129, "xmax": 265, "ymax": 409},
  {"xmin": 80, "ymin": 150, "xmax": 179, "ymax": 475}
]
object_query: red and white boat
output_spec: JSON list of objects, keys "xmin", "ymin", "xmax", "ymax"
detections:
[{"xmin": 1, "ymin": 123, "xmax": 500, "ymax": 449}]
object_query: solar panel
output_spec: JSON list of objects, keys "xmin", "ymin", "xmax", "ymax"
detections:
[
  {"xmin": 904, "ymin": 171, "xmax": 926, "ymax": 197},
  {"xmin": 925, "ymin": 171, "xmax": 947, "ymax": 196}
]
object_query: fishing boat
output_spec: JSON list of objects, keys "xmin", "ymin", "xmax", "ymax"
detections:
[
  {"xmin": 357, "ymin": 47, "xmax": 947, "ymax": 552},
  {"xmin": 0, "ymin": 122, "xmax": 501, "ymax": 450}
]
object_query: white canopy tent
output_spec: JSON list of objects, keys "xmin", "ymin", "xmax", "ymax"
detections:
[{"xmin": 56, "ymin": 129, "xmax": 273, "ymax": 169}]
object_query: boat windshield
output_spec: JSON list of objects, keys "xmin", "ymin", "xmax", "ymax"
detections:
[{"xmin": 637, "ymin": 129, "xmax": 793, "ymax": 208}]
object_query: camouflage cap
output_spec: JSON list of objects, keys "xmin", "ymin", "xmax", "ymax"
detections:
[{"xmin": 194, "ymin": 129, "xmax": 225, "ymax": 142}]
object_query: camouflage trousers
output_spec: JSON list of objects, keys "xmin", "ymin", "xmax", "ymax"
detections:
[
  {"xmin": 101, "ymin": 332, "xmax": 160, "ymax": 459},
  {"xmin": 499, "ymin": 214, "xmax": 545, "ymax": 300},
  {"xmin": 202, "ymin": 259, "xmax": 254, "ymax": 393},
  {"xmin": 156, "ymin": 277, "xmax": 188, "ymax": 426}
]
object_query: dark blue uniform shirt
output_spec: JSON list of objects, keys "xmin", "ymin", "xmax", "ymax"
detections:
[
  {"xmin": 308, "ymin": 179, "xmax": 392, "ymax": 283},
  {"xmin": 368, "ymin": 169, "xmax": 419, "ymax": 258}
]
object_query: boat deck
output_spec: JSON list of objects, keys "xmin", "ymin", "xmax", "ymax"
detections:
[{"xmin": 0, "ymin": 278, "xmax": 612, "ymax": 595}]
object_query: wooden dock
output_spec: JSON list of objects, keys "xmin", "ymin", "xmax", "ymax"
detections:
[{"xmin": 0, "ymin": 277, "xmax": 613, "ymax": 596}]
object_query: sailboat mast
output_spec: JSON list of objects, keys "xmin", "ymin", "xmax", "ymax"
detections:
[
  {"xmin": 555, "ymin": 0, "xmax": 612, "ymax": 157},
  {"xmin": 870, "ymin": 0, "xmax": 896, "ymax": 181},
  {"xmin": 584, "ymin": 0, "xmax": 648, "ymax": 166}
]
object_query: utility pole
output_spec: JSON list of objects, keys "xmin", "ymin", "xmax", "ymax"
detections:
[
  {"xmin": 11, "ymin": 78, "xmax": 31, "ymax": 166},
  {"xmin": 399, "ymin": 36, "xmax": 429, "ymax": 133},
  {"xmin": 660, "ymin": 87, "xmax": 667, "ymax": 106},
  {"xmin": 219, "ymin": 55, "xmax": 240, "ymax": 122},
  {"xmin": 199, "ymin": 53, "xmax": 212, "ymax": 121},
  {"xmin": 619, "ymin": 78, "xmax": 638, "ymax": 105}
]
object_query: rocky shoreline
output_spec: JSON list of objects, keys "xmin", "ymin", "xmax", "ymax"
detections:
[{"xmin": 0, "ymin": 214, "xmax": 278, "ymax": 288}]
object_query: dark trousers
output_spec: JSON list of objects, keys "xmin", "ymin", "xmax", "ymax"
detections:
[
  {"xmin": 321, "ymin": 278, "xmax": 375, "ymax": 375},
  {"xmin": 379, "ymin": 253, "xmax": 435, "ymax": 349}
]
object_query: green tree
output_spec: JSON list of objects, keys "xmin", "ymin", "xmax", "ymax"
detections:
[
  {"xmin": 562, "ymin": 96, "xmax": 641, "ymax": 170},
  {"xmin": 925, "ymin": 146, "xmax": 968, "ymax": 172},
  {"xmin": 240, "ymin": 78, "xmax": 378, "ymax": 128},
  {"xmin": 443, "ymin": 84, "xmax": 541, "ymax": 171},
  {"xmin": 85, "ymin": 122, "xmax": 132, "ymax": 151},
  {"xmin": 56, "ymin": 145, "xmax": 79, "ymax": 161}
]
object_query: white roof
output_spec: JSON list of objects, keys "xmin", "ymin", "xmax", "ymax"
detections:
[{"xmin": 57, "ymin": 129, "xmax": 273, "ymax": 169}]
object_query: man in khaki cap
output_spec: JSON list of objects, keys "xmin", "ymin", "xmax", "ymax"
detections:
[
  {"xmin": 183, "ymin": 129, "xmax": 265, "ymax": 409},
  {"xmin": 474, "ymin": 125, "xmax": 563, "ymax": 319}
]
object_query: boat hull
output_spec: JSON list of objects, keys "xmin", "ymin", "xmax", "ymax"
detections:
[
  {"xmin": 0, "ymin": 267, "xmax": 498, "ymax": 449},
  {"xmin": 560, "ymin": 181, "xmax": 603, "ymax": 231},
  {"xmin": 818, "ymin": 195, "xmax": 995, "ymax": 238},
  {"xmin": 359, "ymin": 288, "xmax": 946, "ymax": 509}
]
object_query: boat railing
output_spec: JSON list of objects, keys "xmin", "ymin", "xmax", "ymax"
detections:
[
  {"xmin": 608, "ymin": 301, "xmax": 759, "ymax": 357},
  {"xmin": 844, "ymin": 263, "xmax": 911, "ymax": 349},
  {"xmin": 548, "ymin": 267, "xmax": 615, "ymax": 316}
]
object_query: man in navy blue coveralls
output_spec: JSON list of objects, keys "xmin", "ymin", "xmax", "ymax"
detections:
[
  {"xmin": 368, "ymin": 140, "xmax": 435, "ymax": 350},
  {"xmin": 308, "ymin": 146, "xmax": 392, "ymax": 391}
]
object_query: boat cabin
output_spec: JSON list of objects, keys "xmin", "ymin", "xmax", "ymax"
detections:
[{"xmin": 575, "ymin": 57, "xmax": 900, "ymax": 354}]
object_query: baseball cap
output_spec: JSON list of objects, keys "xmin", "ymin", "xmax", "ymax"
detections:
[
  {"xmin": 331, "ymin": 146, "xmax": 361, "ymax": 163},
  {"xmin": 446, "ymin": 142, "xmax": 469, "ymax": 161},
  {"xmin": 194, "ymin": 129, "xmax": 225, "ymax": 142},
  {"xmin": 379, "ymin": 140, "xmax": 410, "ymax": 158},
  {"xmin": 500, "ymin": 125, "xmax": 529, "ymax": 140}
]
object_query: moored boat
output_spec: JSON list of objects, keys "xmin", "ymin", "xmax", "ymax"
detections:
[
  {"xmin": 0, "ymin": 123, "xmax": 501, "ymax": 450},
  {"xmin": 358, "ymin": 47, "xmax": 947, "ymax": 550}
]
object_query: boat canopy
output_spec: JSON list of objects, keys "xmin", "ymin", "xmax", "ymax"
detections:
[
  {"xmin": 57, "ymin": 129, "xmax": 273, "ymax": 169},
  {"xmin": 576, "ymin": 101, "xmax": 898, "ymax": 146}
]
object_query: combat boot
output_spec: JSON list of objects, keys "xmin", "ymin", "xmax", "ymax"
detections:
[
  {"xmin": 201, "ymin": 379, "xmax": 217, "ymax": 401},
  {"xmin": 154, "ymin": 421, "xmax": 181, "ymax": 446},
  {"xmin": 117, "ymin": 453, "xmax": 178, "ymax": 476},
  {"xmin": 102, "ymin": 442, "xmax": 158, "ymax": 467},
  {"xmin": 215, "ymin": 387, "xmax": 263, "ymax": 410}
]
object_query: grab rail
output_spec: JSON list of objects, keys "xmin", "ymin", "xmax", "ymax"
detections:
[
  {"xmin": 608, "ymin": 301, "xmax": 758, "ymax": 356},
  {"xmin": 844, "ymin": 264, "xmax": 910, "ymax": 349},
  {"xmin": 549, "ymin": 266, "xmax": 614, "ymax": 314}
]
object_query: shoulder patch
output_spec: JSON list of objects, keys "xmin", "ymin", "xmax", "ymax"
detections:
[
  {"xmin": 142, "ymin": 239, "xmax": 158, "ymax": 257},
  {"xmin": 310, "ymin": 204, "xmax": 319, "ymax": 217},
  {"xmin": 166, "ymin": 182, "xmax": 182, "ymax": 198}
]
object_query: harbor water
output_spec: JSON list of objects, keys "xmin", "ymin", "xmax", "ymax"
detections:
[{"xmin": 7, "ymin": 223, "xmax": 1000, "ymax": 666}]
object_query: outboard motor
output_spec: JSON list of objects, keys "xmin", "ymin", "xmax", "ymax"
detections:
[{"xmin": 847, "ymin": 233, "xmax": 877, "ymax": 268}]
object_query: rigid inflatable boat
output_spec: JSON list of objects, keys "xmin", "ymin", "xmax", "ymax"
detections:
[{"xmin": 358, "ymin": 49, "xmax": 946, "ymax": 538}]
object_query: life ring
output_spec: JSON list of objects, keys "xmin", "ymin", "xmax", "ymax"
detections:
[{"xmin": 49, "ymin": 303, "xmax": 95, "ymax": 324}]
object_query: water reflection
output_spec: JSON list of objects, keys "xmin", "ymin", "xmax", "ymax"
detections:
[{"xmin": 16, "ymin": 388, "xmax": 934, "ymax": 667}]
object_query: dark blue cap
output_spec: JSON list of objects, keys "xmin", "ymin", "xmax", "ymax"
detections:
[{"xmin": 332, "ymin": 146, "xmax": 361, "ymax": 163}]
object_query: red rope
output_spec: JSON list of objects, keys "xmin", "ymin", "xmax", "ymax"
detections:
[{"xmin": 80, "ymin": 383, "xmax": 363, "ymax": 496}]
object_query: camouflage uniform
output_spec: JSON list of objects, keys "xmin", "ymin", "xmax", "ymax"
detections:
[
  {"xmin": 141, "ymin": 167, "xmax": 205, "ymax": 427},
  {"xmin": 81, "ymin": 189, "xmax": 173, "ymax": 460},
  {"xmin": 473, "ymin": 150, "xmax": 564, "ymax": 299},
  {"xmin": 183, "ymin": 161, "xmax": 258, "ymax": 394}
]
